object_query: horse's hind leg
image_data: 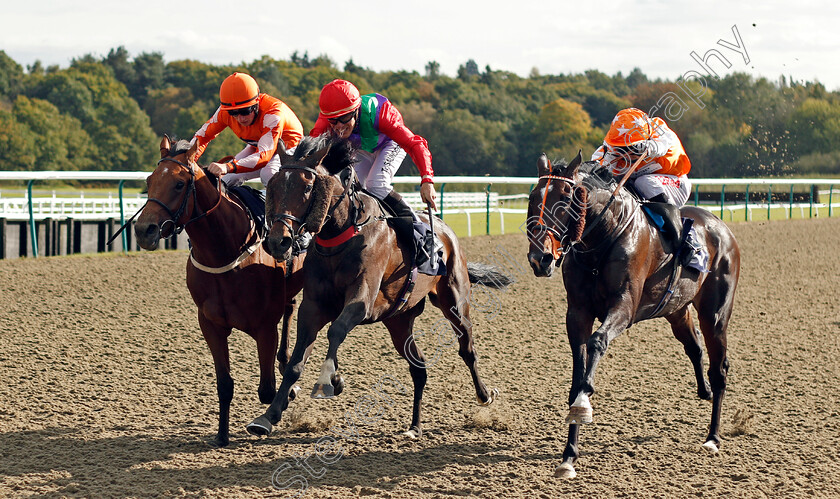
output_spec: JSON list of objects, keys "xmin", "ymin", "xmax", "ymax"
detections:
[
  {"xmin": 198, "ymin": 314, "xmax": 234, "ymax": 447},
  {"xmin": 695, "ymin": 265, "xmax": 738, "ymax": 453},
  {"xmin": 383, "ymin": 306, "xmax": 427, "ymax": 438},
  {"xmin": 666, "ymin": 306, "xmax": 712, "ymax": 400},
  {"xmin": 436, "ymin": 278, "xmax": 497, "ymax": 405}
]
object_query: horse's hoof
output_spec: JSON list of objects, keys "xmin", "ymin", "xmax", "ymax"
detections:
[
  {"xmin": 311, "ymin": 383, "xmax": 335, "ymax": 399},
  {"xmin": 402, "ymin": 426, "xmax": 422, "ymax": 439},
  {"xmin": 701, "ymin": 440, "xmax": 719, "ymax": 454},
  {"xmin": 289, "ymin": 385, "xmax": 301, "ymax": 401},
  {"xmin": 477, "ymin": 387, "xmax": 500, "ymax": 406},
  {"xmin": 207, "ymin": 436, "xmax": 229, "ymax": 448},
  {"xmin": 246, "ymin": 416, "xmax": 273, "ymax": 436},
  {"xmin": 554, "ymin": 462, "xmax": 577, "ymax": 479},
  {"xmin": 331, "ymin": 374, "xmax": 345, "ymax": 397},
  {"xmin": 565, "ymin": 405, "xmax": 593, "ymax": 425}
]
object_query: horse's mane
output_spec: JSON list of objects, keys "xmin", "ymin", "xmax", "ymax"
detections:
[
  {"xmin": 551, "ymin": 158, "xmax": 616, "ymax": 191},
  {"xmin": 164, "ymin": 137, "xmax": 223, "ymax": 189},
  {"xmin": 292, "ymin": 135, "xmax": 356, "ymax": 175},
  {"xmin": 169, "ymin": 139, "xmax": 192, "ymax": 157}
]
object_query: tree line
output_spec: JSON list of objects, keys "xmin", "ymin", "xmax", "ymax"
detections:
[{"xmin": 2, "ymin": 47, "xmax": 839, "ymax": 178}]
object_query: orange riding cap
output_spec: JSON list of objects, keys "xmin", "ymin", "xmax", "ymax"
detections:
[{"xmin": 220, "ymin": 73, "xmax": 260, "ymax": 111}]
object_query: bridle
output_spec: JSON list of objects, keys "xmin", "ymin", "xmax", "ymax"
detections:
[
  {"xmin": 532, "ymin": 173, "xmax": 578, "ymax": 260},
  {"xmin": 532, "ymin": 170, "xmax": 639, "ymax": 271},
  {"xmin": 146, "ymin": 156, "xmax": 223, "ymax": 238},
  {"xmin": 268, "ymin": 165, "xmax": 358, "ymax": 251}
]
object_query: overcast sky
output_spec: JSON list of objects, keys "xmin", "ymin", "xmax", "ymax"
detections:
[{"xmin": 2, "ymin": 0, "xmax": 837, "ymax": 90}]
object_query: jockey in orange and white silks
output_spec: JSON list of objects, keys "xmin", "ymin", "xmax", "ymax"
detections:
[
  {"xmin": 191, "ymin": 72, "xmax": 304, "ymax": 187},
  {"xmin": 310, "ymin": 79, "xmax": 437, "ymax": 215},
  {"xmin": 591, "ymin": 108, "xmax": 692, "ymax": 206}
]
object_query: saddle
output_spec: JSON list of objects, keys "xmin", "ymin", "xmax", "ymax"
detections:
[
  {"xmin": 375, "ymin": 197, "xmax": 445, "ymax": 277},
  {"xmin": 641, "ymin": 202, "xmax": 706, "ymax": 270},
  {"xmin": 227, "ymin": 184, "xmax": 266, "ymax": 237}
]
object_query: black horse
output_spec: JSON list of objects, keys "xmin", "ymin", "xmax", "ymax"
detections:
[
  {"xmin": 526, "ymin": 152, "xmax": 740, "ymax": 479},
  {"xmin": 246, "ymin": 136, "xmax": 508, "ymax": 438}
]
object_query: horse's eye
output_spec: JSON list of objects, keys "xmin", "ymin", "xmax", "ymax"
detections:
[
  {"xmin": 304, "ymin": 184, "xmax": 313, "ymax": 194},
  {"xmin": 175, "ymin": 181, "xmax": 185, "ymax": 190}
]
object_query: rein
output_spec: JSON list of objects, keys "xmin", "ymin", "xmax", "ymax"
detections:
[
  {"xmin": 146, "ymin": 157, "xmax": 224, "ymax": 237},
  {"xmin": 535, "ymin": 174, "xmax": 576, "ymax": 259},
  {"xmin": 535, "ymin": 171, "xmax": 640, "ymax": 275},
  {"xmin": 106, "ymin": 156, "xmax": 223, "ymax": 246}
]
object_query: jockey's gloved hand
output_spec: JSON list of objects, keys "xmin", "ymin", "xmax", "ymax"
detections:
[{"xmin": 294, "ymin": 232, "xmax": 312, "ymax": 251}]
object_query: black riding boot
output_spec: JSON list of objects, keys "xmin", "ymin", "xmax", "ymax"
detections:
[
  {"xmin": 382, "ymin": 190, "xmax": 416, "ymax": 219},
  {"xmin": 382, "ymin": 190, "xmax": 430, "ymax": 266},
  {"xmin": 644, "ymin": 194, "xmax": 682, "ymax": 254}
]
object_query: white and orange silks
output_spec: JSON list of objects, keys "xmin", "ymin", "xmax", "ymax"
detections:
[
  {"xmin": 592, "ymin": 109, "xmax": 692, "ymax": 206},
  {"xmin": 191, "ymin": 94, "xmax": 303, "ymax": 186}
]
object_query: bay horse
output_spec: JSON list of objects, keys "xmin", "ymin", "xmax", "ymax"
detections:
[
  {"xmin": 134, "ymin": 136, "xmax": 305, "ymax": 447},
  {"xmin": 525, "ymin": 152, "xmax": 740, "ymax": 479},
  {"xmin": 245, "ymin": 136, "xmax": 507, "ymax": 438}
]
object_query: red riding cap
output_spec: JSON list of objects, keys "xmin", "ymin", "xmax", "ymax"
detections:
[{"xmin": 318, "ymin": 79, "xmax": 362, "ymax": 118}]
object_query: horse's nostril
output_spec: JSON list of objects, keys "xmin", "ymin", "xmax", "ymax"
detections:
[
  {"xmin": 146, "ymin": 224, "xmax": 159, "ymax": 237},
  {"xmin": 540, "ymin": 253, "xmax": 553, "ymax": 268}
]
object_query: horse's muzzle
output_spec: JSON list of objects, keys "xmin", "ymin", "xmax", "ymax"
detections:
[
  {"xmin": 529, "ymin": 251, "xmax": 555, "ymax": 277},
  {"xmin": 134, "ymin": 221, "xmax": 161, "ymax": 251},
  {"xmin": 263, "ymin": 234, "xmax": 293, "ymax": 261}
]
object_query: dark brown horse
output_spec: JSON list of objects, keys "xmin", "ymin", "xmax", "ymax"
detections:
[
  {"xmin": 526, "ymin": 152, "xmax": 740, "ymax": 478},
  {"xmin": 134, "ymin": 136, "xmax": 305, "ymax": 447},
  {"xmin": 245, "ymin": 136, "xmax": 506, "ymax": 438}
]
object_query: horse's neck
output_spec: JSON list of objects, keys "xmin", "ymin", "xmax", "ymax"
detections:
[
  {"xmin": 186, "ymin": 180, "xmax": 253, "ymax": 257},
  {"xmin": 582, "ymin": 185, "xmax": 637, "ymax": 242},
  {"xmin": 320, "ymin": 187, "xmax": 378, "ymax": 236}
]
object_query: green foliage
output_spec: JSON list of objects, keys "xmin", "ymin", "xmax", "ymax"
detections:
[
  {"xmin": 1, "ymin": 50, "xmax": 839, "ymax": 178},
  {"xmin": 533, "ymin": 98, "xmax": 600, "ymax": 162}
]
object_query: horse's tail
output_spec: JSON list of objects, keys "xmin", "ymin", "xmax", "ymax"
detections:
[{"xmin": 467, "ymin": 262, "xmax": 514, "ymax": 289}]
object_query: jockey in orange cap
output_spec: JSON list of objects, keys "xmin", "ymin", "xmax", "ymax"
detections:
[
  {"xmin": 592, "ymin": 107, "xmax": 691, "ymax": 206},
  {"xmin": 191, "ymin": 72, "xmax": 303, "ymax": 187},
  {"xmin": 310, "ymin": 79, "xmax": 439, "ymax": 264},
  {"xmin": 592, "ymin": 108, "xmax": 702, "ymax": 266}
]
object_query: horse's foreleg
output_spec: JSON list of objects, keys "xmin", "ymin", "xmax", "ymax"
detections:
[
  {"xmin": 247, "ymin": 303, "xmax": 327, "ymax": 436},
  {"xmin": 312, "ymin": 301, "xmax": 367, "ymax": 399},
  {"xmin": 198, "ymin": 315, "xmax": 233, "ymax": 447},
  {"xmin": 556, "ymin": 424, "xmax": 582, "ymax": 479},
  {"xmin": 565, "ymin": 308, "xmax": 595, "ymax": 417},
  {"xmin": 254, "ymin": 327, "xmax": 279, "ymax": 404},
  {"xmin": 276, "ymin": 298, "xmax": 296, "ymax": 374},
  {"xmin": 573, "ymin": 308, "xmax": 627, "ymax": 424},
  {"xmin": 556, "ymin": 312, "xmax": 593, "ymax": 479},
  {"xmin": 667, "ymin": 307, "xmax": 712, "ymax": 400}
]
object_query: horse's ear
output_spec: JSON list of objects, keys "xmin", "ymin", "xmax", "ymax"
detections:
[
  {"xmin": 160, "ymin": 135, "xmax": 171, "ymax": 159},
  {"xmin": 303, "ymin": 174, "xmax": 338, "ymax": 234},
  {"xmin": 186, "ymin": 140, "xmax": 199, "ymax": 164},
  {"xmin": 537, "ymin": 153, "xmax": 551, "ymax": 177},
  {"xmin": 309, "ymin": 144, "xmax": 332, "ymax": 168},
  {"xmin": 276, "ymin": 137, "xmax": 287, "ymax": 158},
  {"xmin": 564, "ymin": 150, "xmax": 583, "ymax": 177}
]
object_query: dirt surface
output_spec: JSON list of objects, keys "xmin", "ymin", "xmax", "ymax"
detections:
[{"xmin": 1, "ymin": 216, "xmax": 839, "ymax": 498}]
